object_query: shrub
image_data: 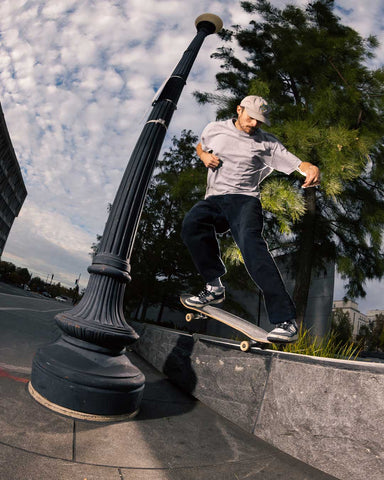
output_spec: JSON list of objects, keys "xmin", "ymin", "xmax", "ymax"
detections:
[{"xmin": 272, "ymin": 324, "xmax": 362, "ymax": 360}]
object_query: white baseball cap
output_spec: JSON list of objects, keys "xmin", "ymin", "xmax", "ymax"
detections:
[{"xmin": 240, "ymin": 96, "xmax": 271, "ymax": 126}]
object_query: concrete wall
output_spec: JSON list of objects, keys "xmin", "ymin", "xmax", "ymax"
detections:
[{"xmin": 132, "ymin": 322, "xmax": 384, "ymax": 480}]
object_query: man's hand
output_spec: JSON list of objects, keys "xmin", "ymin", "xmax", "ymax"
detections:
[
  {"xmin": 202, "ymin": 151, "xmax": 221, "ymax": 170},
  {"xmin": 196, "ymin": 143, "xmax": 222, "ymax": 170},
  {"xmin": 298, "ymin": 162, "xmax": 321, "ymax": 188}
]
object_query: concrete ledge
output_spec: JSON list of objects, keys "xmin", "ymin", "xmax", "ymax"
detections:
[{"xmin": 132, "ymin": 322, "xmax": 384, "ymax": 480}]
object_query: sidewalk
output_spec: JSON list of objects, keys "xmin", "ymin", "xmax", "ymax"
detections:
[{"xmin": 0, "ymin": 285, "xmax": 339, "ymax": 480}]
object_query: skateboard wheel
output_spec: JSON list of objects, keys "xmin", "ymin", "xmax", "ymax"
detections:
[
  {"xmin": 240, "ymin": 341, "xmax": 250, "ymax": 352},
  {"xmin": 185, "ymin": 313, "xmax": 194, "ymax": 322}
]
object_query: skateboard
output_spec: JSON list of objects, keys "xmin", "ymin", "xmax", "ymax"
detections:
[{"xmin": 180, "ymin": 294, "xmax": 271, "ymax": 352}]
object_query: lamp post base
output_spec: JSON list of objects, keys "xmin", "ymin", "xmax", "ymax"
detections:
[
  {"xmin": 29, "ymin": 335, "xmax": 145, "ymax": 420},
  {"xmin": 28, "ymin": 383, "xmax": 140, "ymax": 422}
]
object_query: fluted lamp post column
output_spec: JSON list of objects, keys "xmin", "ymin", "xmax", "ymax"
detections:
[{"xmin": 29, "ymin": 14, "xmax": 223, "ymax": 420}]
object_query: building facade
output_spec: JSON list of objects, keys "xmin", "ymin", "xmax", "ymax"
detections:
[
  {"xmin": 0, "ymin": 103, "xmax": 27, "ymax": 257},
  {"xmin": 366, "ymin": 309, "xmax": 384, "ymax": 322},
  {"xmin": 332, "ymin": 300, "xmax": 371, "ymax": 337}
]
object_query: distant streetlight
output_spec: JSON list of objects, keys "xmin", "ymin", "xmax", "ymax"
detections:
[{"xmin": 29, "ymin": 13, "xmax": 223, "ymax": 420}]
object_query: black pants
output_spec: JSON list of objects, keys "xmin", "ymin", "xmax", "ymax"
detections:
[{"xmin": 181, "ymin": 194, "xmax": 296, "ymax": 325}]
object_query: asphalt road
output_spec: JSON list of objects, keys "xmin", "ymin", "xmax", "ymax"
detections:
[{"xmin": 0, "ymin": 282, "xmax": 72, "ymax": 369}]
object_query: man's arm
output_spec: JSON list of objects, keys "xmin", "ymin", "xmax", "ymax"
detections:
[
  {"xmin": 267, "ymin": 137, "xmax": 320, "ymax": 187},
  {"xmin": 196, "ymin": 142, "xmax": 221, "ymax": 170},
  {"xmin": 297, "ymin": 162, "xmax": 321, "ymax": 188}
]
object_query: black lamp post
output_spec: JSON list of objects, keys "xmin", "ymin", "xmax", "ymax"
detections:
[{"xmin": 29, "ymin": 13, "xmax": 223, "ymax": 420}]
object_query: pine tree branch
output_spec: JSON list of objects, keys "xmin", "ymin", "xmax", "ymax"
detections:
[
  {"xmin": 359, "ymin": 177, "xmax": 384, "ymax": 197},
  {"xmin": 288, "ymin": 73, "xmax": 301, "ymax": 104},
  {"xmin": 327, "ymin": 57, "xmax": 351, "ymax": 88}
]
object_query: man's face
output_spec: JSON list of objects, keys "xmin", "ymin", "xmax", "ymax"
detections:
[{"xmin": 235, "ymin": 106, "xmax": 262, "ymax": 134}]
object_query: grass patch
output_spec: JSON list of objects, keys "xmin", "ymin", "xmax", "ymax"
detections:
[{"xmin": 271, "ymin": 324, "xmax": 362, "ymax": 360}]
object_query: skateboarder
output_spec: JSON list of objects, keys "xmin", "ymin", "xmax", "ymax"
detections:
[{"xmin": 181, "ymin": 96, "xmax": 320, "ymax": 343}]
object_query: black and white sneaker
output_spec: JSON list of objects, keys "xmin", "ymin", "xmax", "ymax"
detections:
[
  {"xmin": 267, "ymin": 320, "xmax": 299, "ymax": 343},
  {"xmin": 184, "ymin": 286, "xmax": 225, "ymax": 307}
]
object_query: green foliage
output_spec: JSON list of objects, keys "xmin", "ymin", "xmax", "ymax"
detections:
[
  {"xmin": 248, "ymin": 78, "xmax": 270, "ymax": 98},
  {"xmin": 90, "ymin": 234, "xmax": 102, "ymax": 258},
  {"xmin": 274, "ymin": 120, "xmax": 321, "ymax": 161},
  {"xmin": 194, "ymin": 0, "xmax": 384, "ymax": 305},
  {"xmin": 272, "ymin": 323, "xmax": 361, "ymax": 360},
  {"xmin": 29, "ymin": 276, "xmax": 47, "ymax": 291},
  {"xmin": 357, "ymin": 313, "xmax": 384, "ymax": 351},
  {"xmin": 0, "ymin": 260, "xmax": 77, "ymax": 300},
  {"xmin": 330, "ymin": 309, "xmax": 353, "ymax": 344},
  {"xmin": 0, "ymin": 261, "xmax": 15, "ymax": 277},
  {"xmin": 260, "ymin": 178, "xmax": 306, "ymax": 234},
  {"xmin": 0, "ymin": 261, "xmax": 31, "ymax": 285},
  {"xmin": 223, "ymin": 242, "xmax": 244, "ymax": 266}
]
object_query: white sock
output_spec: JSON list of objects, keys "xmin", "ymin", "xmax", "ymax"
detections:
[{"xmin": 206, "ymin": 278, "xmax": 224, "ymax": 291}]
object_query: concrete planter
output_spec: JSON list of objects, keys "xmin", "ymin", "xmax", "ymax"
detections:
[{"xmin": 132, "ymin": 322, "xmax": 384, "ymax": 480}]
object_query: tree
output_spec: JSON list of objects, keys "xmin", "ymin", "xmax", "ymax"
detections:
[
  {"xmin": 29, "ymin": 276, "xmax": 46, "ymax": 292},
  {"xmin": 0, "ymin": 261, "xmax": 31, "ymax": 285},
  {"xmin": 330, "ymin": 309, "xmax": 353, "ymax": 344},
  {"xmin": 10, "ymin": 267, "xmax": 31, "ymax": 285},
  {"xmin": 89, "ymin": 204, "xmax": 112, "ymax": 258},
  {"xmin": 0, "ymin": 261, "xmax": 16, "ymax": 281},
  {"xmin": 90, "ymin": 234, "xmax": 102, "ymax": 259},
  {"xmin": 194, "ymin": 0, "xmax": 384, "ymax": 325},
  {"xmin": 357, "ymin": 313, "xmax": 384, "ymax": 351}
]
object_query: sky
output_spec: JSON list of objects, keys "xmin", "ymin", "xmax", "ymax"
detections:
[{"xmin": 0, "ymin": 0, "xmax": 383, "ymax": 313}]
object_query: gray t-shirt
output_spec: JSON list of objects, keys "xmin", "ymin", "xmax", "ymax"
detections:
[{"xmin": 200, "ymin": 119, "xmax": 301, "ymax": 199}]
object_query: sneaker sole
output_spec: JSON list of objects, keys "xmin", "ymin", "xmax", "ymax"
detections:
[
  {"xmin": 267, "ymin": 334, "xmax": 298, "ymax": 343},
  {"xmin": 267, "ymin": 334, "xmax": 299, "ymax": 343}
]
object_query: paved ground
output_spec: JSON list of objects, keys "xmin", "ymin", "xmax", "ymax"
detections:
[{"xmin": 0, "ymin": 282, "xmax": 339, "ymax": 480}]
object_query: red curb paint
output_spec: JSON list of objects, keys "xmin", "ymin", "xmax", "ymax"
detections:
[{"xmin": 0, "ymin": 367, "xmax": 29, "ymax": 383}]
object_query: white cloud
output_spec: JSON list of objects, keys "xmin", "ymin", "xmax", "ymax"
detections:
[
  {"xmin": 0, "ymin": 0, "xmax": 383, "ymax": 307},
  {"xmin": 335, "ymin": 0, "xmax": 384, "ymax": 68},
  {"xmin": 3, "ymin": 200, "xmax": 93, "ymax": 288}
]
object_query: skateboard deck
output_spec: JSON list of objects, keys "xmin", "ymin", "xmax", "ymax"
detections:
[{"xmin": 180, "ymin": 294, "xmax": 271, "ymax": 351}]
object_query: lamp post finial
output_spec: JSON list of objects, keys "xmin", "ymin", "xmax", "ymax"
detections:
[{"xmin": 195, "ymin": 13, "xmax": 223, "ymax": 34}]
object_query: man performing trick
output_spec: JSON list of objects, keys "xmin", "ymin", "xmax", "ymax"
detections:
[{"xmin": 181, "ymin": 96, "xmax": 320, "ymax": 343}]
